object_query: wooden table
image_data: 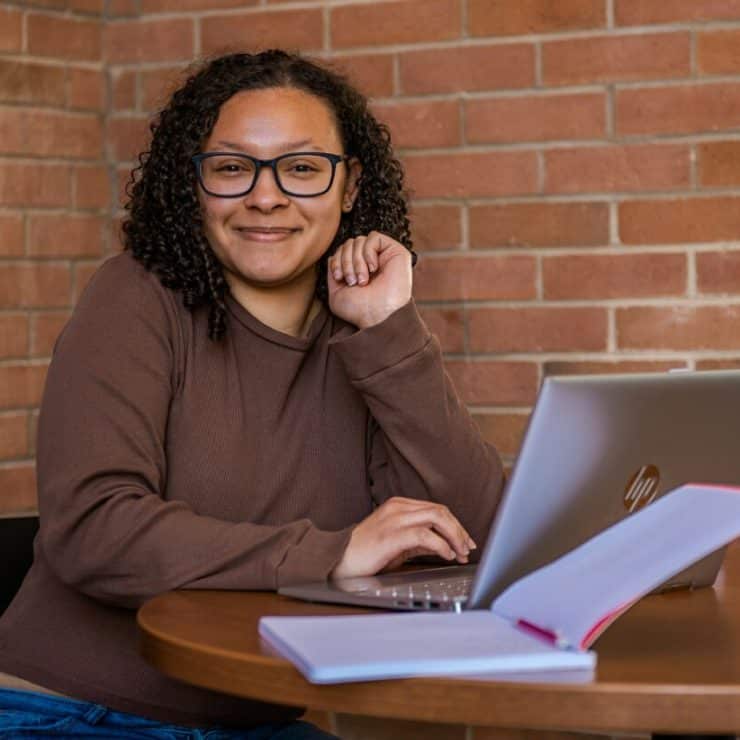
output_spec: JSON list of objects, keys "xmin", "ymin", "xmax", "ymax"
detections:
[{"xmin": 138, "ymin": 543, "xmax": 740, "ymax": 735}]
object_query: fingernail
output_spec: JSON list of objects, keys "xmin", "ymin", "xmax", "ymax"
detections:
[
  {"xmin": 447, "ymin": 549, "xmax": 456, "ymax": 560},
  {"xmin": 468, "ymin": 539, "xmax": 477, "ymax": 549},
  {"xmin": 357, "ymin": 275, "xmax": 367, "ymax": 285},
  {"xmin": 333, "ymin": 270, "xmax": 342, "ymax": 280},
  {"xmin": 346, "ymin": 276, "xmax": 356, "ymax": 286}
]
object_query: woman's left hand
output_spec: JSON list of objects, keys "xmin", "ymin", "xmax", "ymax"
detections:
[{"xmin": 328, "ymin": 231, "xmax": 413, "ymax": 329}]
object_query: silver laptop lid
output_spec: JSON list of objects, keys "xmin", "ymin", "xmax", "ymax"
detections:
[{"xmin": 467, "ymin": 369, "xmax": 740, "ymax": 609}]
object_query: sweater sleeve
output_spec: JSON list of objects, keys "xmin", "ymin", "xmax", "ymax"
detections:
[
  {"xmin": 329, "ymin": 299, "xmax": 505, "ymax": 550},
  {"xmin": 36, "ymin": 255, "xmax": 352, "ymax": 609}
]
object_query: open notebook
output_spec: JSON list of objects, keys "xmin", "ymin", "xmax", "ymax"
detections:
[{"xmin": 260, "ymin": 483, "xmax": 740, "ymax": 683}]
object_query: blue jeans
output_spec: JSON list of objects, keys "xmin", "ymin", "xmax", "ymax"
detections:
[{"xmin": 0, "ymin": 688, "xmax": 338, "ymax": 739}]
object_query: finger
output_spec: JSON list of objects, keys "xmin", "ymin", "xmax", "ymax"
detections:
[
  {"xmin": 380, "ymin": 498, "xmax": 476, "ymax": 549},
  {"xmin": 362, "ymin": 236, "xmax": 379, "ymax": 274},
  {"xmin": 341, "ymin": 238, "xmax": 359, "ymax": 286},
  {"xmin": 330, "ymin": 246, "xmax": 346, "ymax": 283},
  {"xmin": 392, "ymin": 505, "xmax": 472, "ymax": 560},
  {"xmin": 353, "ymin": 238, "xmax": 371, "ymax": 285}
]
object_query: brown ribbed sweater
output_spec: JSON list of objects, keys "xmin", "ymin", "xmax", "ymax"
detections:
[{"xmin": 0, "ymin": 251, "xmax": 504, "ymax": 728}]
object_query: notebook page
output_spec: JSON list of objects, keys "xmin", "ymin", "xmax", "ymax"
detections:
[
  {"xmin": 259, "ymin": 610, "xmax": 594, "ymax": 684},
  {"xmin": 491, "ymin": 483, "xmax": 740, "ymax": 649}
]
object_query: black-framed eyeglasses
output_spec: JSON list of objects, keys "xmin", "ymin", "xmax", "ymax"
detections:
[{"xmin": 192, "ymin": 151, "xmax": 349, "ymax": 198}]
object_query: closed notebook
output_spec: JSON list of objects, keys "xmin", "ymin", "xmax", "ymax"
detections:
[{"xmin": 259, "ymin": 483, "xmax": 740, "ymax": 684}]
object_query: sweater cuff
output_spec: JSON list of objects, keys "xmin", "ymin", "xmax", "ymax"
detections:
[
  {"xmin": 329, "ymin": 299, "xmax": 431, "ymax": 382},
  {"xmin": 276, "ymin": 525, "xmax": 354, "ymax": 587}
]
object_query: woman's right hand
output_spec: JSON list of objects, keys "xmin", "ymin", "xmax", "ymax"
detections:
[{"xmin": 331, "ymin": 497, "xmax": 476, "ymax": 579}]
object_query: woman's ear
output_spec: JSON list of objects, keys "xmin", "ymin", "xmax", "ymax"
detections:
[{"xmin": 341, "ymin": 157, "xmax": 362, "ymax": 212}]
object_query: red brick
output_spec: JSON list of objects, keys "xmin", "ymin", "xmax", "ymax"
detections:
[
  {"xmin": 617, "ymin": 306, "xmax": 740, "ymax": 350},
  {"xmin": 697, "ymin": 251, "xmax": 740, "ymax": 295},
  {"xmin": 469, "ymin": 0, "xmax": 605, "ymax": 36},
  {"xmin": 69, "ymin": 0, "xmax": 105, "ymax": 12},
  {"xmin": 29, "ymin": 214, "xmax": 105, "ymax": 258},
  {"xmin": 699, "ymin": 141, "xmax": 740, "ymax": 186},
  {"xmin": 400, "ymin": 44, "xmax": 535, "ymax": 94},
  {"xmin": 465, "ymin": 92, "xmax": 604, "ymax": 144},
  {"xmin": 470, "ymin": 202, "xmax": 609, "ymax": 248},
  {"xmin": 0, "ymin": 213, "xmax": 24, "ymax": 256},
  {"xmin": 469, "ymin": 308, "xmax": 608, "ymax": 352},
  {"xmin": 111, "ymin": 69, "xmax": 137, "ymax": 110},
  {"xmin": 0, "ymin": 315, "xmax": 29, "ymax": 359},
  {"xmin": 0, "ymin": 162, "xmax": 71, "ymax": 208},
  {"xmin": 404, "ymin": 151, "xmax": 538, "ymax": 199},
  {"xmin": 543, "ymin": 253, "xmax": 687, "ymax": 300},
  {"xmin": 0, "ymin": 7, "xmax": 23, "ymax": 53},
  {"xmin": 545, "ymin": 144, "xmax": 690, "ymax": 194},
  {"xmin": 445, "ymin": 361, "xmax": 538, "ymax": 405},
  {"xmin": 117, "ymin": 166, "xmax": 132, "ymax": 208},
  {"xmin": 616, "ymin": 0, "xmax": 740, "ymax": 25},
  {"xmin": 68, "ymin": 67, "xmax": 105, "ymax": 111},
  {"xmin": 28, "ymin": 13, "xmax": 102, "ymax": 61},
  {"xmin": 201, "ymin": 10, "xmax": 322, "ymax": 56},
  {"xmin": 324, "ymin": 54, "xmax": 395, "ymax": 99},
  {"xmin": 410, "ymin": 205, "xmax": 462, "ymax": 251},
  {"xmin": 620, "ymin": 197, "xmax": 740, "ymax": 244},
  {"xmin": 0, "ymin": 264, "xmax": 71, "ymax": 309},
  {"xmin": 698, "ymin": 30, "xmax": 740, "ymax": 75},
  {"xmin": 696, "ymin": 358, "xmax": 740, "ymax": 370},
  {"xmin": 74, "ymin": 165, "xmax": 111, "ymax": 210},
  {"xmin": 106, "ymin": 18, "xmax": 194, "ymax": 63},
  {"xmin": 108, "ymin": 0, "xmax": 139, "ymax": 16},
  {"xmin": 543, "ymin": 359, "xmax": 685, "ymax": 376},
  {"xmin": 0, "ymin": 109, "xmax": 103, "ymax": 159},
  {"xmin": 0, "ymin": 412, "xmax": 28, "ymax": 460},
  {"xmin": 74, "ymin": 260, "xmax": 105, "ymax": 300},
  {"xmin": 142, "ymin": 0, "xmax": 254, "ymax": 10},
  {"xmin": 0, "ymin": 465, "xmax": 37, "ymax": 514},
  {"xmin": 331, "ymin": 0, "xmax": 460, "ymax": 49},
  {"xmin": 141, "ymin": 67, "xmax": 184, "ymax": 110},
  {"xmin": 31, "ymin": 311, "xmax": 71, "ymax": 357},
  {"xmin": 0, "ymin": 364, "xmax": 48, "ymax": 408},
  {"xmin": 617, "ymin": 83, "xmax": 740, "ymax": 137},
  {"xmin": 413, "ymin": 255, "xmax": 536, "ymax": 302},
  {"xmin": 473, "ymin": 413, "xmax": 529, "ymax": 458},
  {"xmin": 372, "ymin": 100, "xmax": 460, "ymax": 150},
  {"xmin": 24, "ymin": 409, "xmax": 42, "ymax": 458},
  {"xmin": 417, "ymin": 307, "xmax": 465, "ymax": 353},
  {"xmin": 543, "ymin": 33, "xmax": 690, "ymax": 86},
  {"xmin": 108, "ymin": 115, "xmax": 151, "ymax": 162},
  {"xmin": 0, "ymin": 60, "xmax": 66, "ymax": 106}
]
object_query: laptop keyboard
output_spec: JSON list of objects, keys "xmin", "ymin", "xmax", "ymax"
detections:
[{"xmin": 373, "ymin": 574, "xmax": 473, "ymax": 610}]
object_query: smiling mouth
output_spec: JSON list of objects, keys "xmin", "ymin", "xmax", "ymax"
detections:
[{"xmin": 233, "ymin": 227, "xmax": 300, "ymax": 241}]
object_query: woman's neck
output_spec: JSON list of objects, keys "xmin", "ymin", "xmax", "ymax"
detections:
[{"xmin": 226, "ymin": 273, "xmax": 322, "ymax": 338}]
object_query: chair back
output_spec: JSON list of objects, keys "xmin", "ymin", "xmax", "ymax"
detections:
[{"xmin": 0, "ymin": 514, "xmax": 39, "ymax": 615}]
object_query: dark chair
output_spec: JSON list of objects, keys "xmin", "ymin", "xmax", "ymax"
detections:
[{"xmin": 0, "ymin": 514, "xmax": 39, "ymax": 615}]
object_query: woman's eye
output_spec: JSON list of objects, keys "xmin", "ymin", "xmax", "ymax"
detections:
[{"xmin": 215, "ymin": 162, "xmax": 247, "ymax": 173}]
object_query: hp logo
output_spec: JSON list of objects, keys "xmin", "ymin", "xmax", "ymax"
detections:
[{"xmin": 624, "ymin": 464, "xmax": 660, "ymax": 512}]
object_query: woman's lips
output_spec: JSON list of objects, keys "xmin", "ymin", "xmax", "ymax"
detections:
[{"xmin": 233, "ymin": 227, "xmax": 299, "ymax": 242}]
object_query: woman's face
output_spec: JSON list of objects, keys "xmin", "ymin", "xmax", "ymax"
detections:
[{"xmin": 197, "ymin": 87, "xmax": 360, "ymax": 298}]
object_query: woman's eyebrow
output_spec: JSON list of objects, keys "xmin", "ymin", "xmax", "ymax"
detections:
[{"xmin": 212, "ymin": 139, "xmax": 326, "ymax": 153}]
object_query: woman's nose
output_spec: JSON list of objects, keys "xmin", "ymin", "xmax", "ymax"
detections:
[{"xmin": 243, "ymin": 166, "xmax": 290, "ymax": 211}]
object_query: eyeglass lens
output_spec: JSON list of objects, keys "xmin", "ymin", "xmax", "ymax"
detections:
[{"xmin": 200, "ymin": 154, "xmax": 335, "ymax": 196}]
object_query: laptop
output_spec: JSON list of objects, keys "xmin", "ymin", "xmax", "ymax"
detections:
[{"xmin": 280, "ymin": 369, "xmax": 740, "ymax": 612}]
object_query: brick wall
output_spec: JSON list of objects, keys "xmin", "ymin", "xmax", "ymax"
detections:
[
  {"xmin": 4, "ymin": 0, "xmax": 740, "ymax": 506},
  {"xmin": 0, "ymin": 0, "xmax": 108, "ymax": 513},
  {"xmin": 5, "ymin": 0, "xmax": 728, "ymax": 736}
]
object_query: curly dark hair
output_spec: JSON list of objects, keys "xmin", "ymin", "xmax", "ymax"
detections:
[{"xmin": 122, "ymin": 49, "xmax": 413, "ymax": 341}]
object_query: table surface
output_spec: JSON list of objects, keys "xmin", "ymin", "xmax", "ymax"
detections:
[{"xmin": 138, "ymin": 542, "xmax": 740, "ymax": 734}]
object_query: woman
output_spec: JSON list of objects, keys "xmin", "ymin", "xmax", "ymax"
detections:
[{"xmin": 0, "ymin": 50, "xmax": 505, "ymax": 738}]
